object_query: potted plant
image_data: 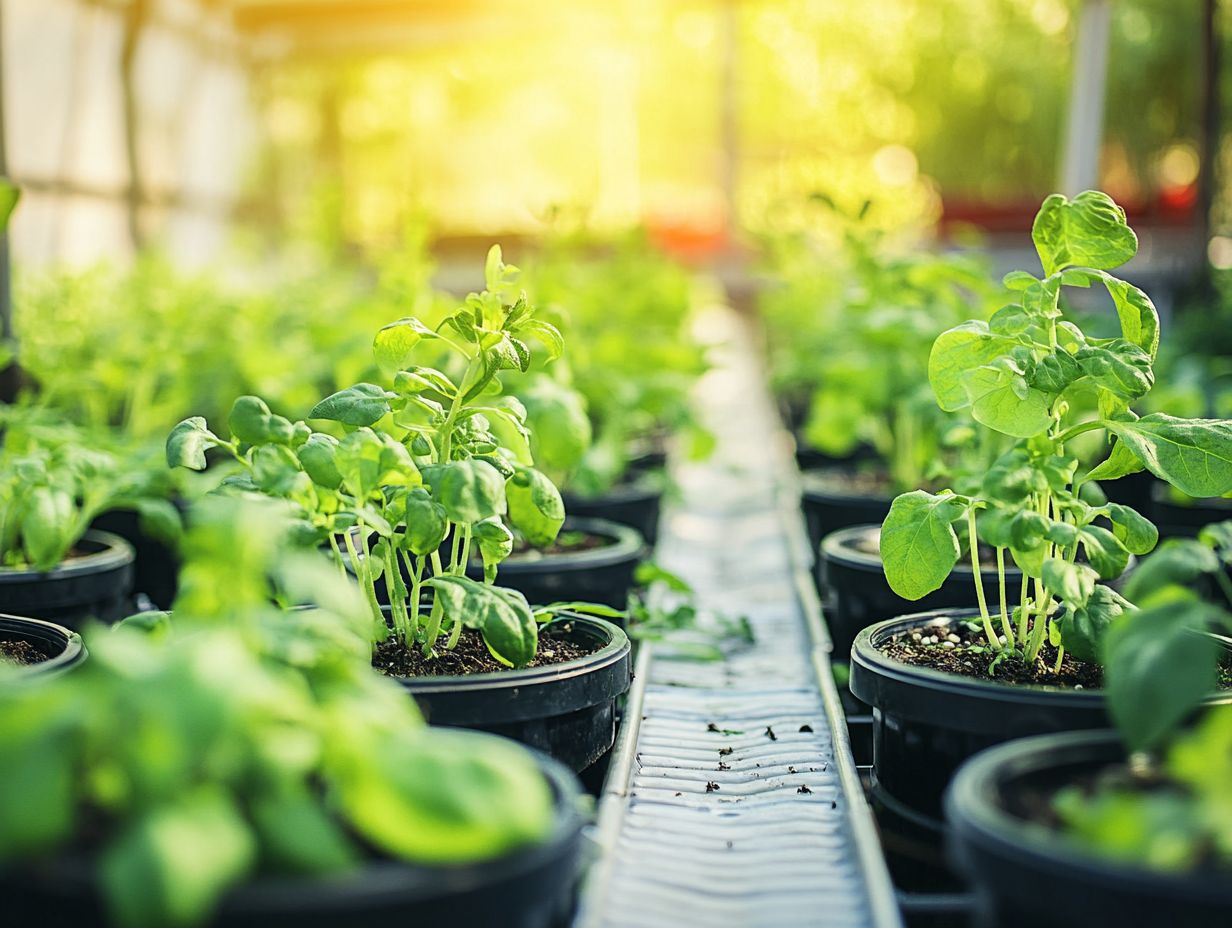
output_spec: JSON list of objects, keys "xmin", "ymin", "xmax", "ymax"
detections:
[
  {"xmin": 168, "ymin": 246, "xmax": 631, "ymax": 772},
  {"xmin": 523, "ymin": 231, "xmax": 712, "ymax": 547},
  {"xmin": 759, "ymin": 198, "xmax": 1003, "ymax": 556},
  {"xmin": 946, "ymin": 523, "xmax": 1232, "ymax": 928},
  {"xmin": 0, "ymin": 411, "xmax": 176, "ymax": 625},
  {"xmin": 850, "ymin": 191, "xmax": 1232, "ymax": 840},
  {"xmin": 0, "ymin": 496, "xmax": 585, "ymax": 928},
  {"xmin": 0, "ymin": 613, "xmax": 84, "ymax": 676}
]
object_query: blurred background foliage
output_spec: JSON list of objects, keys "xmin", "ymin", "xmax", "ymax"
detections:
[{"xmin": 231, "ymin": 0, "xmax": 1209, "ymax": 255}]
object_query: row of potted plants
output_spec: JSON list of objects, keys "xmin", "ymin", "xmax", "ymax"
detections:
[
  {"xmin": 0, "ymin": 220, "xmax": 713, "ymax": 923},
  {"xmin": 784, "ymin": 191, "xmax": 1232, "ymax": 918}
]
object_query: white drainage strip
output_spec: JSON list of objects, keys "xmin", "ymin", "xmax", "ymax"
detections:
[{"xmin": 576, "ymin": 308, "xmax": 900, "ymax": 928}]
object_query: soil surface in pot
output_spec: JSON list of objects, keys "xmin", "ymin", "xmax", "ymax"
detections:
[
  {"xmin": 0, "ymin": 640, "xmax": 43, "ymax": 666},
  {"xmin": 880, "ymin": 617, "xmax": 1232, "ymax": 689},
  {"xmin": 510, "ymin": 530, "xmax": 616, "ymax": 559},
  {"xmin": 373, "ymin": 623, "xmax": 596, "ymax": 677},
  {"xmin": 1008, "ymin": 762, "xmax": 1231, "ymax": 875}
]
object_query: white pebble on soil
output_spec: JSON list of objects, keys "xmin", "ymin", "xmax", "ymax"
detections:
[{"xmin": 947, "ymin": 634, "xmax": 960, "ymax": 644}]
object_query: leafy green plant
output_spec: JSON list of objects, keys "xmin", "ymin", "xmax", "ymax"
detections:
[
  {"xmin": 761, "ymin": 196, "xmax": 1002, "ymax": 491},
  {"xmin": 0, "ymin": 409, "xmax": 179, "ymax": 570},
  {"xmin": 1051, "ymin": 523, "xmax": 1232, "ymax": 872},
  {"xmin": 523, "ymin": 231, "xmax": 711, "ymax": 496},
  {"xmin": 167, "ymin": 247, "xmax": 571, "ymax": 668},
  {"xmin": 881, "ymin": 191, "xmax": 1232, "ymax": 672},
  {"xmin": 0, "ymin": 497, "xmax": 554, "ymax": 928}
]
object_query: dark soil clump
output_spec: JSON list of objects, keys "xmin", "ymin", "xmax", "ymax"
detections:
[
  {"xmin": 373, "ymin": 623, "xmax": 594, "ymax": 678},
  {"xmin": 0, "ymin": 640, "xmax": 43, "ymax": 666}
]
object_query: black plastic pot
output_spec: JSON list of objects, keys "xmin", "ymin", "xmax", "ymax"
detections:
[
  {"xmin": 947, "ymin": 730, "xmax": 1232, "ymax": 928},
  {"xmin": 849, "ymin": 610, "xmax": 1232, "ymax": 835},
  {"xmin": 90, "ymin": 504, "xmax": 184, "ymax": 609},
  {"xmin": 0, "ymin": 614, "xmax": 85, "ymax": 676},
  {"xmin": 397, "ymin": 614, "xmax": 632, "ymax": 773},
  {"xmin": 0, "ymin": 530, "xmax": 135, "ymax": 627},
  {"xmin": 799, "ymin": 468, "xmax": 892, "ymax": 569},
  {"xmin": 561, "ymin": 473, "xmax": 663, "ymax": 547},
  {"xmin": 1152, "ymin": 481, "xmax": 1232, "ymax": 538},
  {"xmin": 470, "ymin": 517, "xmax": 646, "ymax": 611},
  {"xmin": 820, "ymin": 525, "xmax": 1026, "ymax": 664},
  {"xmin": 2, "ymin": 744, "xmax": 585, "ymax": 928}
]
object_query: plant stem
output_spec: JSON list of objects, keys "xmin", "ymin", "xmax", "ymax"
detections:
[
  {"xmin": 1055, "ymin": 420, "xmax": 1105, "ymax": 445},
  {"xmin": 968, "ymin": 507, "xmax": 1000, "ymax": 649},
  {"xmin": 327, "ymin": 533, "xmax": 349, "ymax": 582},
  {"xmin": 1053, "ymin": 644, "xmax": 1065, "ymax": 673},
  {"xmin": 344, "ymin": 528, "xmax": 386, "ymax": 640},
  {"xmin": 383, "ymin": 543, "xmax": 410, "ymax": 641},
  {"xmin": 1016, "ymin": 571, "xmax": 1031, "ymax": 646},
  {"xmin": 996, "ymin": 547, "xmax": 1013, "ymax": 642}
]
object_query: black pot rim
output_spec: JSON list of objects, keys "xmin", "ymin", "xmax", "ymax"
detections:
[
  {"xmin": 945, "ymin": 728, "xmax": 1232, "ymax": 904},
  {"xmin": 800, "ymin": 467, "xmax": 893, "ymax": 506},
  {"xmin": 17, "ymin": 740, "xmax": 583, "ymax": 915},
  {"xmin": 0, "ymin": 614, "xmax": 85, "ymax": 675},
  {"xmin": 394, "ymin": 613, "xmax": 630, "ymax": 697},
  {"xmin": 821, "ymin": 524, "xmax": 1025, "ymax": 577},
  {"xmin": 0, "ymin": 530, "xmax": 135, "ymax": 584},
  {"xmin": 851, "ymin": 609, "xmax": 1110, "ymax": 709},
  {"xmin": 500, "ymin": 516, "xmax": 645, "ymax": 573},
  {"xmin": 561, "ymin": 474, "xmax": 662, "ymax": 507}
]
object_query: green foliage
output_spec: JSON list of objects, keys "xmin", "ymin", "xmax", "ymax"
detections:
[
  {"xmin": 0, "ymin": 409, "xmax": 178, "ymax": 570},
  {"xmin": 166, "ymin": 246, "xmax": 569, "ymax": 668},
  {"xmin": 882, "ymin": 192, "xmax": 1232, "ymax": 671},
  {"xmin": 761, "ymin": 198, "xmax": 1004, "ymax": 492},
  {"xmin": 0, "ymin": 497, "xmax": 553, "ymax": 928},
  {"xmin": 522, "ymin": 231, "xmax": 711, "ymax": 496}
]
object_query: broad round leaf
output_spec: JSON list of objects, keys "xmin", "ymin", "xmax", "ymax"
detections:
[
  {"xmin": 506, "ymin": 467, "xmax": 565, "ymax": 547},
  {"xmin": 880, "ymin": 490, "xmax": 964, "ymax": 601}
]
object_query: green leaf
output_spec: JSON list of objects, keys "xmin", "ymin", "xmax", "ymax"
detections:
[
  {"xmin": 1028, "ymin": 349, "xmax": 1083, "ymax": 397},
  {"xmin": 473, "ymin": 517, "xmax": 514, "ymax": 583},
  {"xmin": 880, "ymin": 490, "xmax": 965, "ymax": 600},
  {"xmin": 1057, "ymin": 584, "xmax": 1132, "ymax": 664},
  {"xmin": 1075, "ymin": 341, "xmax": 1154, "ymax": 402},
  {"xmin": 961, "ymin": 361, "xmax": 1053, "ymax": 438},
  {"xmin": 310, "ymin": 384, "xmax": 392, "ymax": 427},
  {"xmin": 1105, "ymin": 599, "xmax": 1221, "ymax": 752},
  {"xmin": 335, "ymin": 727, "xmax": 551, "ymax": 862},
  {"xmin": 435, "ymin": 459, "xmax": 507, "ymax": 524},
  {"xmin": 1042, "ymin": 557, "xmax": 1098, "ymax": 608},
  {"xmin": 335, "ymin": 428, "xmax": 418, "ymax": 500},
  {"xmin": 23, "ymin": 487, "xmax": 73, "ymax": 570},
  {"xmin": 1031, "ymin": 191, "xmax": 1138, "ymax": 276},
  {"xmin": 0, "ymin": 727, "xmax": 74, "ymax": 859},
  {"xmin": 1105, "ymin": 414, "xmax": 1232, "ymax": 498},
  {"xmin": 506, "ymin": 467, "xmax": 565, "ymax": 547},
  {"xmin": 1123, "ymin": 538, "xmax": 1220, "ymax": 603},
  {"xmin": 928, "ymin": 321, "xmax": 1018, "ymax": 411},
  {"xmin": 249, "ymin": 786, "xmax": 358, "ymax": 875},
  {"xmin": 513, "ymin": 320, "xmax": 564, "ymax": 361},
  {"xmin": 252, "ymin": 444, "xmax": 304, "ymax": 497},
  {"xmin": 1002, "ymin": 270, "xmax": 1038, "ymax": 291},
  {"xmin": 228, "ymin": 396, "xmax": 277, "ymax": 445},
  {"xmin": 374, "ymin": 318, "xmax": 437, "ymax": 371},
  {"xmin": 400, "ymin": 487, "xmax": 449, "ymax": 556},
  {"xmin": 1063, "ymin": 269, "xmax": 1160, "ymax": 359},
  {"xmin": 1105, "ymin": 502, "xmax": 1158, "ymax": 556},
  {"xmin": 1086, "ymin": 439, "xmax": 1146, "ymax": 484},
  {"xmin": 522, "ymin": 379, "xmax": 592, "ymax": 475},
  {"xmin": 297, "ymin": 433, "xmax": 343, "ymax": 490},
  {"xmin": 166, "ymin": 417, "xmax": 219, "ymax": 471},
  {"xmin": 100, "ymin": 788, "xmax": 256, "ymax": 928},
  {"xmin": 426, "ymin": 575, "xmax": 538, "ymax": 667},
  {"xmin": 1078, "ymin": 525, "xmax": 1131, "ymax": 580}
]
